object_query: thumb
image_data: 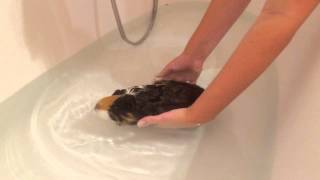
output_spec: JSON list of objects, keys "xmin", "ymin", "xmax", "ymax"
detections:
[
  {"xmin": 157, "ymin": 66, "xmax": 174, "ymax": 79},
  {"xmin": 154, "ymin": 70, "xmax": 167, "ymax": 82},
  {"xmin": 137, "ymin": 114, "xmax": 165, "ymax": 128}
]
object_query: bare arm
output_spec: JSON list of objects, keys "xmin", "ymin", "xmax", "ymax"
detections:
[
  {"xmin": 156, "ymin": 0, "xmax": 251, "ymax": 83},
  {"xmin": 183, "ymin": 0, "xmax": 251, "ymax": 60},
  {"xmin": 189, "ymin": 0, "xmax": 319, "ymax": 123},
  {"xmin": 138, "ymin": 0, "xmax": 319, "ymax": 128}
]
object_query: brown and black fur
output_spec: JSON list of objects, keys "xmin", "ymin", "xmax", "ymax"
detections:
[{"xmin": 107, "ymin": 80, "xmax": 204, "ymax": 125}]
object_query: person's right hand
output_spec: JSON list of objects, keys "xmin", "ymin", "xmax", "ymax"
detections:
[{"xmin": 156, "ymin": 54, "xmax": 204, "ymax": 83}]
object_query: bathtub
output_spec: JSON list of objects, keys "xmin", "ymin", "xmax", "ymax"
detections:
[{"xmin": 1, "ymin": 1, "xmax": 320, "ymax": 180}]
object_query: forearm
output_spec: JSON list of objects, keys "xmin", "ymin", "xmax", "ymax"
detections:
[
  {"xmin": 188, "ymin": 3, "xmax": 318, "ymax": 123},
  {"xmin": 183, "ymin": 0, "xmax": 251, "ymax": 61}
]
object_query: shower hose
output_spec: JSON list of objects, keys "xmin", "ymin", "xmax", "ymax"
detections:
[{"xmin": 111, "ymin": 0, "xmax": 158, "ymax": 45}]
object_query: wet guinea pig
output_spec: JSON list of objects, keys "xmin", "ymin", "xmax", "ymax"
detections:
[{"xmin": 95, "ymin": 80, "xmax": 204, "ymax": 126}]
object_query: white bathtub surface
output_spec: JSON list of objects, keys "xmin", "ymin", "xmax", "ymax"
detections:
[{"xmin": 1, "ymin": 1, "xmax": 320, "ymax": 180}]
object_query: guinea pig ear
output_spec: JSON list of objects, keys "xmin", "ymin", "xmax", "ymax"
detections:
[{"xmin": 95, "ymin": 95, "xmax": 120, "ymax": 111}]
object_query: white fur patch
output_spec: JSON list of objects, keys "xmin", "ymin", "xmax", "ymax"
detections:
[{"xmin": 95, "ymin": 109, "xmax": 109, "ymax": 120}]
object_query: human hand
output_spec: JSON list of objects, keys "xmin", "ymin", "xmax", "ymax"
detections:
[
  {"xmin": 137, "ymin": 108, "xmax": 202, "ymax": 129},
  {"xmin": 156, "ymin": 54, "xmax": 204, "ymax": 83}
]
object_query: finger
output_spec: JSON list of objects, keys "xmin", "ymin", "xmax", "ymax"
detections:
[
  {"xmin": 173, "ymin": 76, "xmax": 186, "ymax": 82},
  {"xmin": 185, "ymin": 78, "xmax": 196, "ymax": 84},
  {"xmin": 153, "ymin": 76, "xmax": 162, "ymax": 82},
  {"xmin": 156, "ymin": 74, "xmax": 179, "ymax": 82},
  {"xmin": 154, "ymin": 72, "xmax": 169, "ymax": 82},
  {"xmin": 137, "ymin": 115, "xmax": 164, "ymax": 128},
  {"xmin": 138, "ymin": 111, "xmax": 200, "ymax": 129},
  {"xmin": 153, "ymin": 76, "xmax": 173, "ymax": 83},
  {"xmin": 154, "ymin": 72, "xmax": 171, "ymax": 82},
  {"xmin": 157, "ymin": 67, "xmax": 173, "ymax": 78},
  {"xmin": 173, "ymin": 75, "xmax": 195, "ymax": 83}
]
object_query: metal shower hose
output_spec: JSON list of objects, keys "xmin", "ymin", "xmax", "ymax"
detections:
[{"xmin": 111, "ymin": 0, "xmax": 158, "ymax": 45}]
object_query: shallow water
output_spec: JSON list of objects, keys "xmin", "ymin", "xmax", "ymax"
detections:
[
  {"xmin": 1, "ymin": 71, "xmax": 217, "ymax": 180},
  {"xmin": 0, "ymin": 2, "xmax": 276, "ymax": 179}
]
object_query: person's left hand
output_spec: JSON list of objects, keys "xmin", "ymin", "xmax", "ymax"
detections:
[
  {"xmin": 137, "ymin": 108, "xmax": 201, "ymax": 128},
  {"xmin": 155, "ymin": 54, "xmax": 204, "ymax": 84}
]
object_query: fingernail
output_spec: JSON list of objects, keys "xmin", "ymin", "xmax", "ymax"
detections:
[{"xmin": 137, "ymin": 121, "xmax": 149, "ymax": 128}]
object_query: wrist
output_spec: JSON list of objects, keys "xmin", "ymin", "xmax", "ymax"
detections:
[
  {"xmin": 181, "ymin": 50, "xmax": 206, "ymax": 64},
  {"xmin": 185, "ymin": 106, "xmax": 209, "ymax": 125},
  {"xmin": 182, "ymin": 40, "xmax": 214, "ymax": 63},
  {"xmin": 179, "ymin": 52, "xmax": 205, "ymax": 72}
]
